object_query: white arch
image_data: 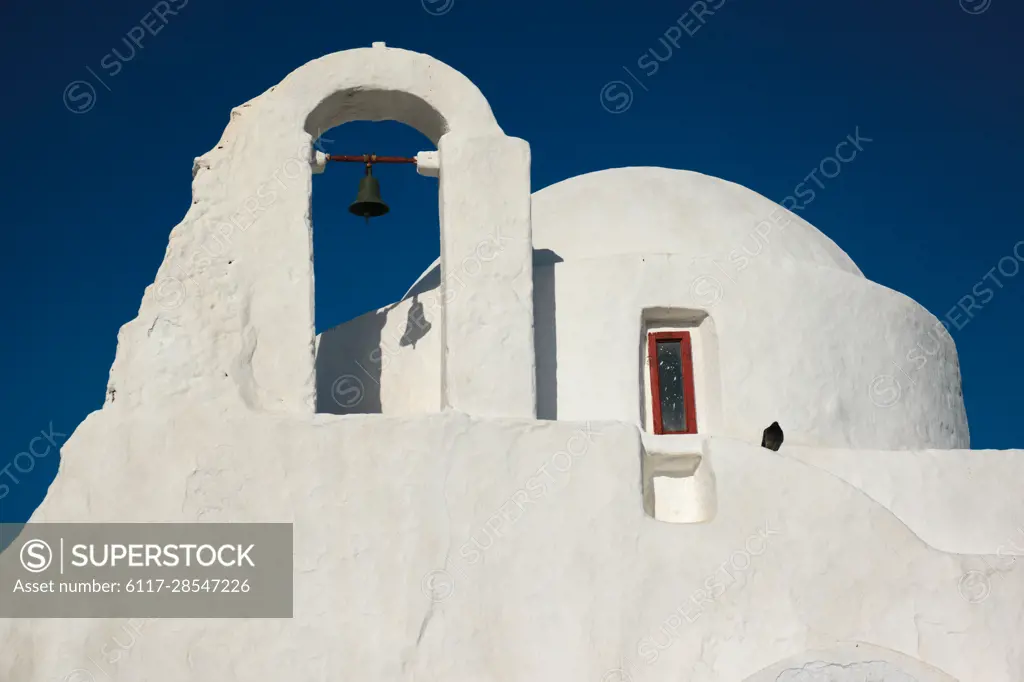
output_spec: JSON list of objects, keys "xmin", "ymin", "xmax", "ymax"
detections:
[
  {"xmin": 288, "ymin": 45, "xmax": 502, "ymax": 143},
  {"xmin": 106, "ymin": 45, "xmax": 536, "ymax": 418}
]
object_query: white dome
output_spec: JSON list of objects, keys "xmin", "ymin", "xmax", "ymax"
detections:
[
  {"xmin": 406, "ymin": 167, "xmax": 863, "ymax": 297},
  {"xmin": 531, "ymin": 167, "xmax": 862, "ymax": 276},
  {"xmin": 387, "ymin": 166, "xmax": 968, "ymax": 450}
]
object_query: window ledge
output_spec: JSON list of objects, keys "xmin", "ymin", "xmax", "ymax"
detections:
[
  {"xmin": 640, "ymin": 432, "xmax": 707, "ymax": 458},
  {"xmin": 641, "ymin": 433, "xmax": 715, "ymax": 523}
]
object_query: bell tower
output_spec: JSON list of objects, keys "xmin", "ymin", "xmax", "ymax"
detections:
[{"xmin": 104, "ymin": 43, "xmax": 537, "ymax": 419}]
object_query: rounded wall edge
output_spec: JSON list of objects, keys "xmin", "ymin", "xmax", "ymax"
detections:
[
  {"xmin": 274, "ymin": 45, "xmax": 503, "ymax": 144},
  {"xmin": 543, "ymin": 255, "xmax": 968, "ymax": 451}
]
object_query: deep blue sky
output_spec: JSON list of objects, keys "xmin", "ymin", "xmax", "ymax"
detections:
[{"xmin": 1, "ymin": 0, "xmax": 1021, "ymax": 522}]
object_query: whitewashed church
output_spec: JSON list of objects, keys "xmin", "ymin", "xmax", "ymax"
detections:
[{"xmin": 2, "ymin": 45, "xmax": 1022, "ymax": 681}]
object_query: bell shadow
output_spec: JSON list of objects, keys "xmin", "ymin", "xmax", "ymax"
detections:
[
  {"xmin": 316, "ymin": 248, "xmax": 561, "ymax": 418},
  {"xmin": 399, "ymin": 295, "xmax": 431, "ymax": 348}
]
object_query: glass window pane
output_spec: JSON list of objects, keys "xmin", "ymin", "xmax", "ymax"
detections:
[{"xmin": 656, "ymin": 339, "xmax": 687, "ymax": 432}]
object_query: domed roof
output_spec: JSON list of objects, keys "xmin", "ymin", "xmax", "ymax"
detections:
[
  {"xmin": 405, "ymin": 167, "xmax": 862, "ymax": 297},
  {"xmin": 531, "ymin": 167, "xmax": 862, "ymax": 276}
]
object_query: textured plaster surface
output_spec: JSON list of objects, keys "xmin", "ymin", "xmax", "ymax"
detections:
[
  {"xmin": 10, "ymin": 46, "xmax": 1015, "ymax": 682},
  {"xmin": 529, "ymin": 168, "xmax": 864, "ymax": 277},
  {"xmin": 315, "ymin": 289, "xmax": 442, "ymax": 416},
  {"xmin": 741, "ymin": 643, "xmax": 959, "ymax": 681},
  {"xmin": 403, "ymin": 166, "xmax": 868, "ymax": 293},
  {"xmin": 783, "ymin": 446, "xmax": 1024, "ymax": 555},
  {"xmin": 105, "ymin": 43, "xmax": 535, "ymax": 418},
  {"xmin": 325, "ymin": 168, "xmax": 968, "ymax": 449},
  {"xmin": 542, "ymin": 254, "xmax": 966, "ymax": 450},
  {"xmin": 1, "ymin": 411, "xmax": 1021, "ymax": 681},
  {"xmin": 437, "ymin": 133, "xmax": 535, "ymax": 417}
]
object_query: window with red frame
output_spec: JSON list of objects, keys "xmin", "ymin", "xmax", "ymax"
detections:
[{"xmin": 647, "ymin": 331, "xmax": 698, "ymax": 435}]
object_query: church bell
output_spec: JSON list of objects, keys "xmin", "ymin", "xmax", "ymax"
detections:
[{"xmin": 348, "ymin": 165, "xmax": 390, "ymax": 221}]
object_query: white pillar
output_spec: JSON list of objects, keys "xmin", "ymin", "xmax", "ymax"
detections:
[{"xmin": 438, "ymin": 132, "xmax": 536, "ymax": 418}]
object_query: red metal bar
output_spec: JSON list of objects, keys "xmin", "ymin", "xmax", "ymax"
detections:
[{"xmin": 327, "ymin": 154, "xmax": 417, "ymax": 164}]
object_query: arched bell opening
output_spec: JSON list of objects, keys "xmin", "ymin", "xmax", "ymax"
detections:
[
  {"xmin": 101, "ymin": 45, "xmax": 535, "ymax": 419},
  {"xmin": 100, "ymin": 45, "xmax": 535, "ymax": 419},
  {"xmin": 310, "ymin": 120, "xmax": 440, "ymax": 334},
  {"xmin": 295, "ymin": 59, "xmax": 496, "ymax": 415},
  {"xmin": 310, "ymin": 120, "xmax": 443, "ymax": 416},
  {"xmin": 305, "ymin": 88, "xmax": 453, "ymax": 146},
  {"xmin": 289, "ymin": 47, "xmax": 535, "ymax": 419}
]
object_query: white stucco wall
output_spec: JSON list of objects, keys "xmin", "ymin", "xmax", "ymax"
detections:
[
  {"xmin": 543, "ymin": 254, "xmax": 966, "ymax": 450},
  {"xmin": 105, "ymin": 43, "xmax": 535, "ymax": 419},
  {"xmin": 2, "ymin": 411, "xmax": 1021, "ymax": 681},
  {"xmin": 8, "ymin": 46, "xmax": 1010, "ymax": 682},
  {"xmin": 319, "ymin": 168, "xmax": 968, "ymax": 450},
  {"xmin": 315, "ymin": 289, "xmax": 442, "ymax": 416},
  {"xmin": 529, "ymin": 168, "xmax": 863, "ymax": 278}
]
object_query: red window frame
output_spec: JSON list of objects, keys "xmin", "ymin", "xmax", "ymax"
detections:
[{"xmin": 647, "ymin": 331, "xmax": 698, "ymax": 435}]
